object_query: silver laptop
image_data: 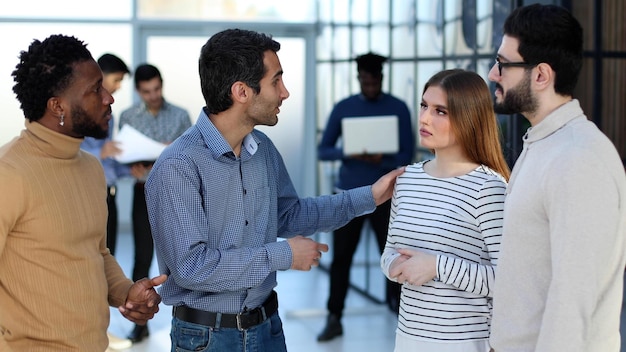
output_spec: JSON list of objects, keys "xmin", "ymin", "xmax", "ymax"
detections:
[{"xmin": 341, "ymin": 115, "xmax": 399, "ymax": 155}]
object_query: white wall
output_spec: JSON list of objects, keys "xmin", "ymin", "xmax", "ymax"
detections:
[{"xmin": 0, "ymin": 23, "xmax": 134, "ymax": 145}]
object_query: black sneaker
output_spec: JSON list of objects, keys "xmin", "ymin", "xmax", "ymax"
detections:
[
  {"xmin": 317, "ymin": 314, "xmax": 343, "ymax": 342},
  {"xmin": 127, "ymin": 323, "xmax": 149, "ymax": 343}
]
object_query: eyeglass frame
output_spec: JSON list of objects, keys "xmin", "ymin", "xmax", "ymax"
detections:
[{"xmin": 495, "ymin": 57, "xmax": 535, "ymax": 76}]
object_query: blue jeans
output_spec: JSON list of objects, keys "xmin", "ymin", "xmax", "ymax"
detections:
[{"xmin": 170, "ymin": 311, "xmax": 287, "ymax": 352}]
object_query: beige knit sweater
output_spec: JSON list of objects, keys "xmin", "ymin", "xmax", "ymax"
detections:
[{"xmin": 0, "ymin": 121, "xmax": 133, "ymax": 351}]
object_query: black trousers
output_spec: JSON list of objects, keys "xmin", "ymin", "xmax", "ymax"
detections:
[
  {"xmin": 106, "ymin": 185, "xmax": 118, "ymax": 256},
  {"xmin": 326, "ymin": 199, "xmax": 401, "ymax": 317},
  {"xmin": 131, "ymin": 182, "xmax": 154, "ymax": 282}
]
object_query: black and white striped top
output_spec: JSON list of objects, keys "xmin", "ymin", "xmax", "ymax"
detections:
[{"xmin": 381, "ymin": 161, "xmax": 507, "ymax": 342}]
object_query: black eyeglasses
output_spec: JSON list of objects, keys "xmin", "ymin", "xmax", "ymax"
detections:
[{"xmin": 495, "ymin": 58, "xmax": 534, "ymax": 76}]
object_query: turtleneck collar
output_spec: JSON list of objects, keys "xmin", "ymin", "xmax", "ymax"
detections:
[
  {"xmin": 25, "ymin": 121, "xmax": 84, "ymax": 159},
  {"xmin": 523, "ymin": 99, "xmax": 584, "ymax": 144}
]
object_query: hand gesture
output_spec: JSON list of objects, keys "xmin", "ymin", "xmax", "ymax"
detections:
[
  {"xmin": 100, "ymin": 141, "xmax": 122, "ymax": 159},
  {"xmin": 371, "ymin": 167, "xmax": 405, "ymax": 205},
  {"xmin": 129, "ymin": 163, "xmax": 153, "ymax": 179},
  {"xmin": 119, "ymin": 274, "xmax": 167, "ymax": 325},
  {"xmin": 389, "ymin": 248, "xmax": 436, "ymax": 287},
  {"xmin": 287, "ymin": 235, "xmax": 329, "ymax": 271}
]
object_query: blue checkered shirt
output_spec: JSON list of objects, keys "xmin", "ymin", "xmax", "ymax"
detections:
[
  {"xmin": 145, "ymin": 109, "xmax": 376, "ymax": 313},
  {"xmin": 119, "ymin": 100, "xmax": 191, "ymax": 144}
]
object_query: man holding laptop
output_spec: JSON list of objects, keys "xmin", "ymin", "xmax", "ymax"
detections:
[{"xmin": 317, "ymin": 52, "xmax": 415, "ymax": 342}]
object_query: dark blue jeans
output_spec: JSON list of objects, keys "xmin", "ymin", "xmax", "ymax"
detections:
[{"xmin": 170, "ymin": 311, "xmax": 287, "ymax": 352}]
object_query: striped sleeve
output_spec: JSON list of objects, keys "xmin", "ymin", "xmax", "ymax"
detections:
[{"xmin": 436, "ymin": 177, "xmax": 506, "ymax": 298}]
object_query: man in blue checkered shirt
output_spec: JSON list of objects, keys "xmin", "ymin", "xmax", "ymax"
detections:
[{"xmin": 145, "ymin": 29, "xmax": 404, "ymax": 352}]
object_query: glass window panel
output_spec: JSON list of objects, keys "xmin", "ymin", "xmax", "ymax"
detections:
[
  {"xmin": 416, "ymin": 61, "xmax": 444, "ymax": 96},
  {"xmin": 317, "ymin": 26, "xmax": 333, "ymax": 61},
  {"xmin": 318, "ymin": 0, "xmax": 334, "ymax": 22},
  {"xmin": 392, "ymin": 26, "xmax": 416, "ymax": 58},
  {"xmin": 476, "ymin": 58, "xmax": 496, "ymax": 82},
  {"xmin": 415, "ymin": 0, "xmax": 441, "ymax": 25},
  {"xmin": 392, "ymin": 0, "xmax": 415, "ymax": 25},
  {"xmin": 316, "ymin": 63, "xmax": 334, "ymax": 130},
  {"xmin": 370, "ymin": 25, "xmax": 390, "ymax": 57},
  {"xmin": 1, "ymin": 0, "xmax": 131, "ymax": 20},
  {"xmin": 476, "ymin": 0, "xmax": 493, "ymax": 54},
  {"xmin": 443, "ymin": 0, "xmax": 472, "ymax": 56},
  {"xmin": 138, "ymin": 0, "xmax": 316, "ymax": 22},
  {"xmin": 444, "ymin": 19, "xmax": 472, "ymax": 55},
  {"xmin": 0, "ymin": 23, "xmax": 133, "ymax": 145},
  {"xmin": 371, "ymin": 0, "xmax": 391, "ymax": 23},
  {"xmin": 329, "ymin": 62, "xmax": 354, "ymax": 101},
  {"xmin": 332, "ymin": 0, "xmax": 351, "ymax": 23},
  {"xmin": 352, "ymin": 28, "xmax": 371, "ymax": 57},
  {"xmin": 416, "ymin": 22, "xmax": 443, "ymax": 57},
  {"xmin": 351, "ymin": 0, "xmax": 370, "ymax": 25},
  {"xmin": 445, "ymin": 58, "xmax": 472, "ymax": 71},
  {"xmin": 333, "ymin": 27, "xmax": 351, "ymax": 59},
  {"xmin": 350, "ymin": 61, "xmax": 361, "ymax": 94},
  {"xmin": 390, "ymin": 62, "xmax": 416, "ymax": 121}
]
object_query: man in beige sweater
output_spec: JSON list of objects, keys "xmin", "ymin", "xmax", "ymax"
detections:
[
  {"xmin": 487, "ymin": 4, "xmax": 626, "ymax": 352},
  {"xmin": 0, "ymin": 34, "xmax": 167, "ymax": 351}
]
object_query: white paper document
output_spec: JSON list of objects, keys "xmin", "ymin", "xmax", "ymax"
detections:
[
  {"xmin": 113, "ymin": 124, "xmax": 167, "ymax": 164},
  {"xmin": 341, "ymin": 115, "xmax": 399, "ymax": 155}
]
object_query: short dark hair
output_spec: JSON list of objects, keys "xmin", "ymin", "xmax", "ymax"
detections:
[
  {"xmin": 97, "ymin": 53, "xmax": 130, "ymax": 75},
  {"xmin": 355, "ymin": 52, "xmax": 387, "ymax": 76},
  {"xmin": 199, "ymin": 28, "xmax": 280, "ymax": 114},
  {"xmin": 134, "ymin": 63, "xmax": 162, "ymax": 89},
  {"xmin": 503, "ymin": 4, "xmax": 583, "ymax": 96},
  {"xmin": 12, "ymin": 34, "xmax": 93, "ymax": 122}
]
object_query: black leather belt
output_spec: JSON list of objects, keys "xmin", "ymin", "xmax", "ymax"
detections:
[{"xmin": 172, "ymin": 291, "xmax": 278, "ymax": 330}]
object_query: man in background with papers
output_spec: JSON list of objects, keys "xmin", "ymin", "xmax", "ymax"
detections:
[
  {"xmin": 118, "ymin": 63, "xmax": 191, "ymax": 343},
  {"xmin": 317, "ymin": 52, "xmax": 415, "ymax": 342}
]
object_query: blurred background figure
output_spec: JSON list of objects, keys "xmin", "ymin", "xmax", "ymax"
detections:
[
  {"xmin": 317, "ymin": 52, "xmax": 415, "ymax": 342},
  {"xmin": 118, "ymin": 63, "xmax": 191, "ymax": 343}
]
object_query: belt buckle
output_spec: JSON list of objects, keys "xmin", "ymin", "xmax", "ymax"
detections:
[{"xmin": 236, "ymin": 312, "xmax": 245, "ymax": 331}]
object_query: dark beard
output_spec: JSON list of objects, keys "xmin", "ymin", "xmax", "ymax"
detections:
[
  {"xmin": 494, "ymin": 73, "xmax": 537, "ymax": 115},
  {"xmin": 71, "ymin": 104, "xmax": 108, "ymax": 139}
]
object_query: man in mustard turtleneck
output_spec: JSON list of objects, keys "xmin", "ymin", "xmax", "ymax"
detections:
[{"xmin": 0, "ymin": 34, "xmax": 167, "ymax": 352}]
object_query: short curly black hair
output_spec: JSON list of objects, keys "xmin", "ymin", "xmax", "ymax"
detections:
[{"xmin": 12, "ymin": 34, "xmax": 93, "ymax": 122}]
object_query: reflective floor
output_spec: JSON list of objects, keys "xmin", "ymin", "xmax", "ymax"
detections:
[{"xmin": 106, "ymin": 229, "xmax": 398, "ymax": 352}]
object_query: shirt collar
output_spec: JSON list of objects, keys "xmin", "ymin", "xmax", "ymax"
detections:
[
  {"xmin": 139, "ymin": 99, "xmax": 169, "ymax": 114},
  {"xmin": 195, "ymin": 108, "xmax": 260, "ymax": 160},
  {"xmin": 523, "ymin": 99, "xmax": 585, "ymax": 144}
]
